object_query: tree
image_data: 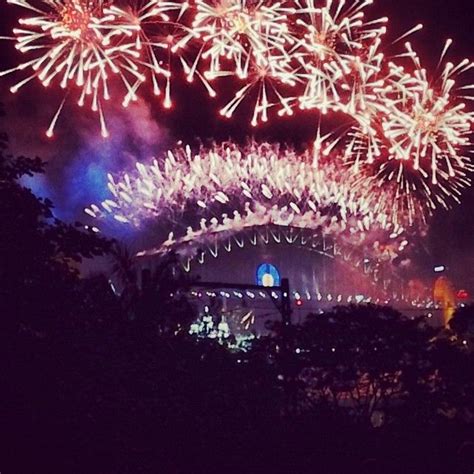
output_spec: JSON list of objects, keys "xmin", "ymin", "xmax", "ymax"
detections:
[
  {"xmin": 450, "ymin": 304, "xmax": 474, "ymax": 349},
  {"xmin": 264, "ymin": 304, "xmax": 439, "ymax": 425},
  {"xmin": 109, "ymin": 242, "xmax": 140, "ymax": 318},
  {"xmin": 109, "ymin": 242, "xmax": 198, "ymax": 331},
  {"xmin": 0, "ymin": 128, "xmax": 111, "ymax": 335},
  {"xmin": 137, "ymin": 251, "xmax": 198, "ymax": 332}
]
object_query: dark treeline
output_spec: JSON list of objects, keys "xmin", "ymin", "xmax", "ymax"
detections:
[{"xmin": 2, "ymin": 127, "xmax": 474, "ymax": 474}]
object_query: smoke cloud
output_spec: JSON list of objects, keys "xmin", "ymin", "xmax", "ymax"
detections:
[{"xmin": 2, "ymin": 88, "xmax": 169, "ymax": 229}]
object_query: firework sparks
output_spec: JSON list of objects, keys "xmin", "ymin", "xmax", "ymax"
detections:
[
  {"xmin": 345, "ymin": 41, "xmax": 474, "ymax": 222},
  {"xmin": 383, "ymin": 43, "xmax": 474, "ymax": 184},
  {"xmin": 103, "ymin": 1, "xmax": 215, "ymax": 109},
  {"xmin": 85, "ymin": 141, "xmax": 408, "ymax": 259},
  {"xmin": 289, "ymin": 0, "xmax": 388, "ymax": 116},
  {"xmin": 1, "ymin": 0, "xmax": 146, "ymax": 137},
  {"xmin": 2, "ymin": 0, "xmax": 473, "ymax": 214},
  {"xmin": 2, "ymin": 1, "xmax": 472, "ymax": 138},
  {"xmin": 193, "ymin": 0, "xmax": 292, "ymax": 78},
  {"xmin": 219, "ymin": 47, "xmax": 298, "ymax": 125},
  {"xmin": 192, "ymin": 0, "xmax": 297, "ymax": 123}
]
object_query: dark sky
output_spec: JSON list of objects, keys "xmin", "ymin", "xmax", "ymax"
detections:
[{"xmin": 1, "ymin": 0, "xmax": 473, "ymax": 287}]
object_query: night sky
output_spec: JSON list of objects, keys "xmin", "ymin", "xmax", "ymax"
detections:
[{"xmin": 1, "ymin": 0, "xmax": 473, "ymax": 288}]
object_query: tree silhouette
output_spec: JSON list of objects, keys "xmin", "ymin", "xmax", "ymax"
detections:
[
  {"xmin": 450, "ymin": 304, "xmax": 474, "ymax": 347},
  {"xmin": 264, "ymin": 304, "xmax": 439, "ymax": 424},
  {"xmin": 137, "ymin": 251, "xmax": 198, "ymax": 332},
  {"xmin": 0, "ymin": 129, "xmax": 111, "ymax": 336},
  {"xmin": 109, "ymin": 242, "xmax": 140, "ymax": 318}
]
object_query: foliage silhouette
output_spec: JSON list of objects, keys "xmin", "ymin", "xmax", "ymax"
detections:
[{"xmin": 0, "ymin": 128, "xmax": 112, "ymax": 335}]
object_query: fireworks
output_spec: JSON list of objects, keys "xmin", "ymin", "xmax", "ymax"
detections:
[
  {"xmin": 219, "ymin": 47, "xmax": 298, "ymax": 125},
  {"xmin": 102, "ymin": 1, "xmax": 209, "ymax": 109},
  {"xmin": 193, "ymin": 0, "xmax": 292, "ymax": 78},
  {"xmin": 344, "ymin": 42, "xmax": 474, "ymax": 221},
  {"xmin": 85, "ymin": 141, "xmax": 407, "ymax": 259},
  {"xmin": 289, "ymin": 0, "xmax": 388, "ymax": 116},
  {"xmin": 382, "ymin": 45, "xmax": 474, "ymax": 185},
  {"xmin": 1, "ymin": 0, "xmax": 396, "ymax": 130},
  {"xmin": 2, "ymin": 0, "xmax": 474, "ymax": 222},
  {"xmin": 193, "ymin": 1, "xmax": 298, "ymax": 123},
  {"xmin": 1, "ymin": 0, "xmax": 152, "ymax": 137}
]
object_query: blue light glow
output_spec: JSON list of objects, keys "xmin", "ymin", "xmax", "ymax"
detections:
[{"xmin": 256, "ymin": 263, "xmax": 281, "ymax": 288}]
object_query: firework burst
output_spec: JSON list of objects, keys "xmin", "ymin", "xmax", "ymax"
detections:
[
  {"xmin": 219, "ymin": 46, "xmax": 298, "ymax": 125},
  {"xmin": 345, "ymin": 41, "xmax": 474, "ymax": 221},
  {"xmin": 1, "ymin": 0, "xmax": 147, "ymax": 137},
  {"xmin": 382, "ymin": 43, "xmax": 474, "ymax": 184},
  {"xmin": 103, "ymin": 1, "xmax": 216, "ymax": 109},
  {"xmin": 193, "ymin": 0, "xmax": 292, "ymax": 78},
  {"xmin": 85, "ymin": 140, "xmax": 407, "ymax": 259},
  {"xmin": 289, "ymin": 0, "xmax": 388, "ymax": 116},
  {"xmin": 192, "ymin": 0, "xmax": 297, "ymax": 124}
]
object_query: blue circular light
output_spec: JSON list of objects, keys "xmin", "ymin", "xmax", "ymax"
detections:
[{"xmin": 256, "ymin": 263, "xmax": 281, "ymax": 287}]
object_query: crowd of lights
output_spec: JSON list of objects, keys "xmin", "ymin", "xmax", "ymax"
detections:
[
  {"xmin": 185, "ymin": 288, "xmax": 440, "ymax": 336},
  {"xmin": 188, "ymin": 288, "xmax": 437, "ymax": 308}
]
